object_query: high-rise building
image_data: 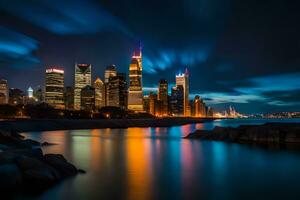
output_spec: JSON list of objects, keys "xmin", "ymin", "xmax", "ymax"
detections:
[
  {"xmin": 9, "ymin": 88, "xmax": 24, "ymax": 105},
  {"xmin": 108, "ymin": 73, "xmax": 127, "ymax": 109},
  {"xmin": 158, "ymin": 79, "xmax": 168, "ymax": 116},
  {"xmin": 170, "ymin": 85, "xmax": 184, "ymax": 116},
  {"xmin": 128, "ymin": 46, "xmax": 143, "ymax": 112},
  {"xmin": 74, "ymin": 63, "xmax": 92, "ymax": 110},
  {"xmin": 194, "ymin": 95, "xmax": 206, "ymax": 117},
  {"xmin": 94, "ymin": 77, "xmax": 105, "ymax": 110},
  {"xmin": 27, "ymin": 87, "xmax": 33, "ymax": 98},
  {"xmin": 81, "ymin": 85, "xmax": 95, "ymax": 111},
  {"xmin": 45, "ymin": 68, "xmax": 65, "ymax": 109},
  {"xmin": 0, "ymin": 79, "xmax": 8, "ymax": 104},
  {"xmin": 64, "ymin": 86, "xmax": 74, "ymax": 110},
  {"xmin": 176, "ymin": 69, "xmax": 190, "ymax": 116},
  {"xmin": 149, "ymin": 92, "xmax": 157, "ymax": 116},
  {"xmin": 143, "ymin": 95, "xmax": 150, "ymax": 113},
  {"xmin": 33, "ymin": 85, "xmax": 43, "ymax": 102},
  {"xmin": 104, "ymin": 65, "xmax": 117, "ymax": 106},
  {"xmin": 104, "ymin": 65, "xmax": 117, "ymax": 84},
  {"xmin": 207, "ymin": 106, "xmax": 214, "ymax": 117}
]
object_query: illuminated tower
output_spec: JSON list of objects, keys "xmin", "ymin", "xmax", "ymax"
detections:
[
  {"xmin": 158, "ymin": 79, "xmax": 168, "ymax": 116},
  {"xmin": 45, "ymin": 68, "xmax": 65, "ymax": 109},
  {"xmin": 0, "ymin": 79, "xmax": 8, "ymax": 104},
  {"xmin": 94, "ymin": 77, "xmax": 105, "ymax": 109},
  {"xmin": 176, "ymin": 68, "xmax": 190, "ymax": 116},
  {"xmin": 104, "ymin": 65, "xmax": 117, "ymax": 106},
  {"xmin": 74, "ymin": 63, "xmax": 92, "ymax": 110},
  {"xmin": 128, "ymin": 45, "xmax": 143, "ymax": 112},
  {"xmin": 27, "ymin": 87, "xmax": 33, "ymax": 98}
]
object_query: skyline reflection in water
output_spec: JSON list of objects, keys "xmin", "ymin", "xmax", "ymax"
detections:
[{"xmin": 20, "ymin": 119, "xmax": 300, "ymax": 200}]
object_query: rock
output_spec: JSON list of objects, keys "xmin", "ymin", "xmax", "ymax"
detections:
[
  {"xmin": 23, "ymin": 139, "xmax": 41, "ymax": 146},
  {"xmin": 44, "ymin": 154, "xmax": 78, "ymax": 178},
  {"xmin": 78, "ymin": 169, "xmax": 86, "ymax": 174},
  {"xmin": 41, "ymin": 142, "xmax": 56, "ymax": 146},
  {"xmin": 9, "ymin": 148, "xmax": 44, "ymax": 160},
  {"xmin": 0, "ymin": 163, "xmax": 23, "ymax": 189},
  {"xmin": 16, "ymin": 156, "xmax": 60, "ymax": 187}
]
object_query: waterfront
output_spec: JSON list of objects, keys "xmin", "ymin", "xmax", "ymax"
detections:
[{"xmin": 19, "ymin": 119, "xmax": 300, "ymax": 200}]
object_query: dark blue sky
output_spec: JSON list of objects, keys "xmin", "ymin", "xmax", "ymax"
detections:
[{"xmin": 0, "ymin": 0, "xmax": 299, "ymax": 114}]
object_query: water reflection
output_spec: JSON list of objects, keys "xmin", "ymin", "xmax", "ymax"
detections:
[{"xmin": 20, "ymin": 119, "xmax": 300, "ymax": 200}]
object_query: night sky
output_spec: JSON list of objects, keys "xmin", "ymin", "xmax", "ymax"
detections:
[{"xmin": 0, "ymin": 0, "xmax": 299, "ymax": 114}]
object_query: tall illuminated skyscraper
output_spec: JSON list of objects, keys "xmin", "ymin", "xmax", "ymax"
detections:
[
  {"xmin": 27, "ymin": 87, "xmax": 33, "ymax": 98},
  {"xmin": 176, "ymin": 68, "xmax": 190, "ymax": 116},
  {"xmin": 74, "ymin": 63, "xmax": 92, "ymax": 110},
  {"xmin": 104, "ymin": 65, "xmax": 117, "ymax": 106},
  {"xmin": 0, "ymin": 79, "xmax": 8, "ymax": 104},
  {"xmin": 158, "ymin": 79, "xmax": 168, "ymax": 116},
  {"xmin": 45, "ymin": 68, "xmax": 65, "ymax": 109},
  {"xmin": 94, "ymin": 77, "xmax": 105, "ymax": 109},
  {"xmin": 128, "ymin": 46, "xmax": 143, "ymax": 112}
]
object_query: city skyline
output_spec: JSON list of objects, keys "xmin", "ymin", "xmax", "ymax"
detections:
[{"xmin": 0, "ymin": 0, "xmax": 299, "ymax": 114}]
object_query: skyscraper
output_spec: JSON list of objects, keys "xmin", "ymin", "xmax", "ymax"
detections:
[
  {"xmin": 158, "ymin": 79, "xmax": 168, "ymax": 116},
  {"xmin": 94, "ymin": 77, "xmax": 105, "ymax": 110},
  {"xmin": 176, "ymin": 68, "xmax": 190, "ymax": 116},
  {"xmin": 0, "ymin": 79, "xmax": 8, "ymax": 104},
  {"xmin": 45, "ymin": 68, "xmax": 65, "ymax": 109},
  {"xmin": 194, "ymin": 95, "xmax": 206, "ymax": 117},
  {"xmin": 149, "ymin": 92, "xmax": 157, "ymax": 116},
  {"xmin": 9, "ymin": 88, "xmax": 24, "ymax": 105},
  {"xmin": 33, "ymin": 85, "xmax": 43, "ymax": 102},
  {"xmin": 74, "ymin": 63, "xmax": 92, "ymax": 110},
  {"xmin": 27, "ymin": 87, "xmax": 33, "ymax": 98},
  {"xmin": 108, "ymin": 73, "xmax": 128, "ymax": 109},
  {"xmin": 81, "ymin": 85, "xmax": 95, "ymax": 111},
  {"xmin": 64, "ymin": 86, "xmax": 74, "ymax": 110},
  {"xmin": 170, "ymin": 85, "xmax": 184, "ymax": 116},
  {"xmin": 128, "ymin": 46, "xmax": 143, "ymax": 112},
  {"xmin": 104, "ymin": 65, "xmax": 117, "ymax": 84}
]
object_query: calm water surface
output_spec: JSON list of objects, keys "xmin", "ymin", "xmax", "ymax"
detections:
[{"xmin": 20, "ymin": 119, "xmax": 300, "ymax": 200}]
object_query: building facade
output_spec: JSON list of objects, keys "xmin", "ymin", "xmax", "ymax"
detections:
[
  {"xmin": 170, "ymin": 85, "xmax": 184, "ymax": 116},
  {"xmin": 74, "ymin": 63, "xmax": 91, "ymax": 110},
  {"xmin": 0, "ymin": 79, "xmax": 8, "ymax": 104},
  {"xmin": 81, "ymin": 85, "xmax": 95, "ymax": 111},
  {"xmin": 9, "ymin": 88, "xmax": 24, "ymax": 105},
  {"xmin": 175, "ymin": 69, "xmax": 190, "ymax": 116},
  {"xmin": 194, "ymin": 95, "xmax": 207, "ymax": 117},
  {"xmin": 158, "ymin": 79, "xmax": 168, "ymax": 116},
  {"xmin": 128, "ymin": 47, "xmax": 143, "ymax": 112},
  {"xmin": 64, "ymin": 86, "xmax": 74, "ymax": 110},
  {"xmin": 94, "ymin": 77, "xmax": 105, "ymax": 110},
  {"xmin": 108, "ymin": 73, "xmax": 127, "ymax": 110},
  {"xmin": 45, "ymin": 68, "xmax": 65, "ymax": 109}
]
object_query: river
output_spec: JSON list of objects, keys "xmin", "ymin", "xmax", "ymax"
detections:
[{"xmin": 19, "ymin": 118, "xmax": 300, "ymax": 200}]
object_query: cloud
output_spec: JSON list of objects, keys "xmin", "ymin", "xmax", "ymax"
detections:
[
  {"xmin": 0, "ymin": 26, "xmax": 39, "ymax": 69},
  {"xmin": 0, "ymin": 0, "xmax": 131, "ymax": 35},
  {"xmin": 143, "ymin": 48, "xmax": 209, "ymax": 74}
]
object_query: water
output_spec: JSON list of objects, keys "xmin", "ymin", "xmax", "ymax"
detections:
[{"xmin": 20, "ymin": 119, "xmax": 300, "ymax": 200}]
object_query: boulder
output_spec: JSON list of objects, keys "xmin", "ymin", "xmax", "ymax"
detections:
[
  {"xmin": 15, "ymin": 156, "xmax": 60, "ymax": 187},
  {"xmin": 44, "ymin": 154, "xmax": 78, "ymax": 177},
  {"xmin": 0, "ymin": 163, "xmax": 22, "ymax": 189}
]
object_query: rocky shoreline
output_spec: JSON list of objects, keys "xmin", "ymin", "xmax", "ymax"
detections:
[
  {"xmin": 0, "ymin": 128, "xmax": 82, "ymax": 194},
  {"xmin": 185, "ymin": 123, "xmax": 300, "ymax": 144}
]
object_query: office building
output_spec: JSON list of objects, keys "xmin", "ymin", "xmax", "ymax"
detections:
[
  {"xmin": 45, "ymin": 68, "xmax": 65, "ymax": 109},
  {"xmin": 81, "ymin": 85, "xmax": 95, "ymax": 111},
  {"xmin": 108, "ymin": 73, "xmax": 127, "ymax": 109},
  {"xmin": 128, "ymin": 46, "xmax": 143, "ymax": 112},
  {"xmin": 74, "ymin": 63, "xmax": 91, "ymax": 110},
  {"xmin": 94, "ymin": 77, "xmax": 105, "ymax": 110},
  {"xmin": 170, "ymin": 85, "xmax": 184, "ymax": 116},
  {"xmin": 158, "ymin": 79, "xmax": 168, "ymax": 116},
  {"xmin": 64, "ymin": 86, "xmax": 74, "ymax": 110},
  {"xmin": 0, "ymin": 79, "xmax": 8, "ymax": 104},
  {"xmin": 176, "ymin": 68, "xmax": 190, "ymax": 116}
]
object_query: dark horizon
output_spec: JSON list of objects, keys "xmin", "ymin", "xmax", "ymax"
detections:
[{"xmin": 0, "ymin": 0, "xmax": 299, "ymax": 114}]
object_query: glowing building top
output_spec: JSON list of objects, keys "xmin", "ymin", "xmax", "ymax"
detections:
[{"xmin": 128, "ymin": 44, "xmax": 143, "ymax": 112}]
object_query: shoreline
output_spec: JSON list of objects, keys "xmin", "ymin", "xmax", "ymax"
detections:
[{"xmin": 0, "ymin": 118, "xmax": 214, "ymax": 133}]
